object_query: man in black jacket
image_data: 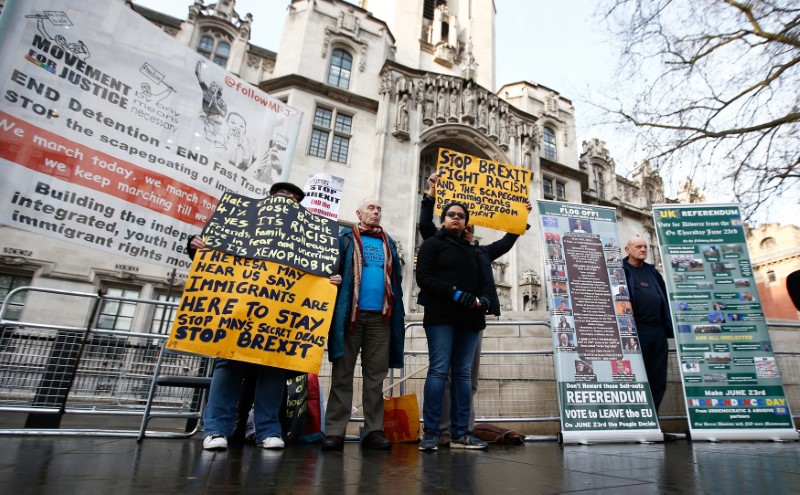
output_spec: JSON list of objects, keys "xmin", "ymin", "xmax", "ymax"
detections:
[
  {"xmin": 419, "ymin": 173, "xmax": 530, "ymax": 444},
  {"xmin": 622, "ymin": 236, "xmax": 674, "ymax": 412}
]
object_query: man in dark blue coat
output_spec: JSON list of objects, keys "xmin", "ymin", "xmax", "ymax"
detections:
[
  {"xmin": 322, "ymin": 197, "xmax": 405, "ymax": 451},
  {"xmin": 622, "ymin": 236, "xmax": 674, "ymax": 412}
]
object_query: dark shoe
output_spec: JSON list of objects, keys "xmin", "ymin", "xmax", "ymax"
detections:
[
  {"xmin": 451, "ymin": 433, "xmax": 488, "ymax": 450},
  {"xmin": 362, "ymin": 430, "xmax": 392, "ymax": 450},
  {"xmin": 419, "ymin": 432, "xmax": 438, "ymax": 452},
  {"xmin": 437, "ymin": 432, "xmax": 451, "ymax": 447},
  {"xmin": 322, "ymin": 435, "xmax": 344, "ymax": 451}
]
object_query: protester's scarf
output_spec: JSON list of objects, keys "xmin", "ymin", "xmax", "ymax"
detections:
[{"xmin": 350, "ymin": 224, "xmax": 394, "ymax": 329}]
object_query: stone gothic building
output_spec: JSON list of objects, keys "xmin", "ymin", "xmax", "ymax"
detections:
[{"xmin": 0, "ymin": 0, "xmax": 670, "ymax": 331}]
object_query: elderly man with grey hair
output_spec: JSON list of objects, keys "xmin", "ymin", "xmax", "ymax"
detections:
[
  {"xmin": 622, "ymin": 235, "xmax": 673, "ymax": 411},
  {"xmin": 322, "ymin": 197, "xmax": 406, "ymax": 451}
]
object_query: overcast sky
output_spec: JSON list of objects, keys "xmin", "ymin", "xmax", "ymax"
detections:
[
  {"xmin": 133, "ymin": 1, "xmax": 617, "ymax": 151},
  {"xmin": 134, "ymin": 1, "xmax": 798, "ymax": 222}
]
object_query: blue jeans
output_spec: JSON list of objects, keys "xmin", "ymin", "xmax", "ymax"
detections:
[
  {"xmin": 422, "ymin": 324, "xmax": 480, "ymax": 438},
  {"xmin": 203, "ymin": 359, "xmax": 286, "ymax": 442}
]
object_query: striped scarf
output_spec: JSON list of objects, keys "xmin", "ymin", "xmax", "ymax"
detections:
[{"xmin": 349, "ymin": 224, "xmax": 394, "ymax": 329}]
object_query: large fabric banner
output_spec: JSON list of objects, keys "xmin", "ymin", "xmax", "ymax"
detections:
[
  {"xmin": 538, "ymin": 200, "xmax": 662, "ymax": 444},
  {"xmin": 652, "ymin": 203, "xmax": 798, "ymax": 441},
  {"xmin": 0, "ymin": 0, "xmax": 302, "ymax": 270},
  {"xmin": 435, "ymin": 148, "xmax": 530, "ymax": 234}
]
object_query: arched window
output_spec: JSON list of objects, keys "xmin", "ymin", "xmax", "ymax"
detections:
[
  {"xmin": 197, "ymin": 35, "xmax": 230, "ymax": 68},
  {"xmin": 328, "ymin": 48, "xmax": 353, "ymax": 89},
  {"xmin": 543, "ymin": 126, "xmax": 557, "ymax": 161},
  {"xmin": 760, "ymin": 237, "xmax": 777, "ymax": 250}
]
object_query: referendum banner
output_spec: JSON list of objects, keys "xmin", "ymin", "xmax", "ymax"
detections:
[
  {"xmin": 538, "ymin": 200, "xmax": 662, "ymax": 444},
  {"xmin": 200, "ymin": 193, "xmax": 339, "ymax": 276},
  {"xmin": 652, "ymin": 203, "xmax": 798, "ymax": 441},
  {"xmin": 167, "ymin": 248, "xmax": 336, "ymax": 374},
  {"xmin": 0, "ymin": 0, "xmax": 302, "ymax": 271},
  {"xmin": 435, "ymin": 148, "xmax": 530, "ymax": 234}
]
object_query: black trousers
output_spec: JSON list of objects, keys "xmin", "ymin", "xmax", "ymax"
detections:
[{"xmin": 637, "ymin": 323, "xmax": 669, "ymax": 412}]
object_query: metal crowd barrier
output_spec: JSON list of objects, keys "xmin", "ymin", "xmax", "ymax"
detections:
[{"xmin": 1, "ymin": 287, "xmax": 799, "ymax": 437}]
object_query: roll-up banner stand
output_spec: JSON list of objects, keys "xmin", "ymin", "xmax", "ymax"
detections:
[
  {"xmin": 538, "ymin": 200, "xmax": 663, "ymax": 444},
  {"xmin": 652, "ymin": 203, "xmax": 798, "ymax": 442}
]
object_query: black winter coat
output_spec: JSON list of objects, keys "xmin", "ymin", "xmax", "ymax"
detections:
[
  {"xmin": 416, "ymin": 229, "xmax": 492, "ymax": 331},
  {"xmin": 418, "ymin": 194, "xmax": 520, "ymax": 316}
]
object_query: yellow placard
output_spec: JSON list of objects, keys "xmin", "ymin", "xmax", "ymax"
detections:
[
  {"xmin": 435, "ymin": 148, "xmax": 530, "ymax": 234},
  {"xmin": 167, "ymin": 248, "xmax": 337, "ymax": 374}
]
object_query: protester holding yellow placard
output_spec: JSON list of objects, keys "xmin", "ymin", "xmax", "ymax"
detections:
[
  {"xmin": 191, "ymin": 182, "xmax": 341, "ymax": 452},
  {"xmin": 419, "ymin": 172, "xmax": 531, "ymax": 445},
  {"xmin": 416, "ymin": 202, "xmax": 491, "ymax": 451}
]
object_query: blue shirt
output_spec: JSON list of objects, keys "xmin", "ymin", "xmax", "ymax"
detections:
[{"xmin": 358, "ymin": 236, "xmax": 385, "ymax": 311}]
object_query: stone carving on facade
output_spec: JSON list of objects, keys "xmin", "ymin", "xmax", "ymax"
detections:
[
  {"xmin": 520, "ymin": 268, "xmax": 541, "ymax": 311},
  {"xmin": 581, "ymin": 138, "xmax": 615, "ymax": 171},
  {"xmin": 379, "ymin": 70, "xmax": 392, "ymax": 95},
  {"xmin": 359, "ymin": 45, "xmax": 367, "ymax": 72},
  {"xmin": 385, "ymin": 69, "xmax": 540, "ymax": 156},
  {"xmin": 677, "ymin": 177, "xmax": 706, "ymax": 204},
  {"xmin": 499, "ymin": 114, "xmax": 508, "ymax": 150},
  {"xmin": 498, "ymin": 287, "xmax": 512, "ymax": 312},
  {"xmin": 436, "ymin": 85, "xmax": 447, "ymax": 122},
  {"xmin": 463, "ymin": 82, "xmax": 476, "ymax": 123},
  {"xmin": 321, "ymin": 10, "xmax": 367, "ymax": 71},
  {"xmin": 521, "ymin": 268, "xmax": 540, "ymax": 285},
  {"xmin": 394, "ymin": 241, "xmax": 405, "ymax": 265},
  {"xmin": 416, "ymin": 83, "xmax": 425, "ymax": 107},
  {"xmin": 238, "ymin": 13, "xmax": 252, "ymax": 39},
  {"xmin": 393, "ymin": 93, "xmax": 410, "ymax": 139},
  {"xmin": 424, "ymin": 84, "xmax": 435, "ymax": 123},
  {"xmin": 489, "ymin": 107, "xmax": 498, "ymax": 138},
  {"xmin": 460, "ymin": 37, "xmax": 478, "ymax": 81},
  {"xmin": 337, "ymin": 9, "xmax": 360, "ymax": 36},
  {"xmin": 545, "ymin": 93, "xmax": 559, "ymax": 115},
  {"xmin": 188, "ymin": 1, "xmax": 202, "ymax": 22},
  {"xmin": 522, "ymin": 136, "xmax": 532, "ymax": 168},
  {"xmin": 478, "ymin": 97, "xmax": 488, "ymax": 131},
  {"xmin": 0, "ymin": 256, "xmax": 27, "ymax": 266},
  {"xmin": 448, "ymin": 85, "xmax": 460, "ymax": 122},
  {"xmin": 531, "ymin": 122, "xmax": 542, "ymax": 150}
]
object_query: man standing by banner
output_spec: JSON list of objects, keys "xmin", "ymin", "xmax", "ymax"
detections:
[
  {"xmin": 199, "ymin": 182, "xmax": 340, "ymax": 451},
  {"xmin": 623, "ymin": 236, "xmax": 673, "ymax": 411},
  {"xmin": 322, "ymin": 198, "xmax": 405, "ymax": 451}
]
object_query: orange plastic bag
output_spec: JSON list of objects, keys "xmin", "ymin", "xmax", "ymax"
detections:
[{"xmin": 383, "ymin": 394, "xmax": 420, "ymax": 443}]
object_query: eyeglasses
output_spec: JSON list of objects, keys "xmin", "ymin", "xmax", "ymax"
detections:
[{"xmin": 445, "ymin": 211, "xmax": 466, "ymax": 220}]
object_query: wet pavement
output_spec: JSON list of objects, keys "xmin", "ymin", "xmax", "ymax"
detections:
[{"xmin": 1, "ymin": 435, "xmax": 799, "ymax": 494}]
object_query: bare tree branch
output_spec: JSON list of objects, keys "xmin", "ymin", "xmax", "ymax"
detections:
[{"xmin": 596, "ymin": 0, "xmax": 800, "ymax": 219}]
